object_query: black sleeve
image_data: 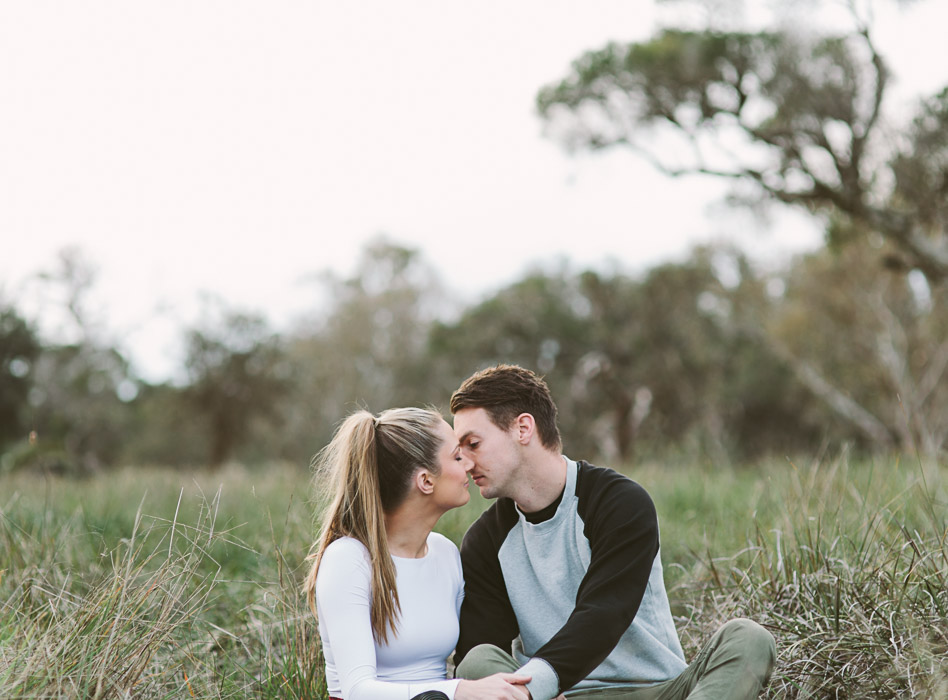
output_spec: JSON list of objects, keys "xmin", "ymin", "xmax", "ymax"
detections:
[
  {"xmin": 534, "ymin": 463, "xmax": 660, "ymax": 692},
  {"xmin": 455, "ymin": 499, "xmax": 520, "ymax": 665}
]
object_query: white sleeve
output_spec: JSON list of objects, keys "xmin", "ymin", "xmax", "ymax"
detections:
[
  {"xmin": 454, "ymin": 543, "xmax": 465, "ymax": 618},
  {"xmin": 316, "ymin": 541, "xmax": 461, "ymax": 700}
]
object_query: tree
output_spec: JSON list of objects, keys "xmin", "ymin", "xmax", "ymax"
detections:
[
  {"xmin": 536, "ymin": 7, "xmax": 948, "ymax": 282},
  {"xmin": 16, "ymin": 250, "xmax": 139, "ymax": 473},
  {"xmin": 428, "ymin": 266, "xmax": 594, "ymax": 450},
  {"xmin": 119, "ymin": 382, "xmax": 210, "ymax": 467},
  {"xmin": 183, "ymin": 303, "xmax": 289, "ymax": 468},
  {"xmin": 765, "ymin": 243, "xmax": 948, "ymax": 454},
  {"xmin": 572, "ymin": 250, "xmax": 821, "ymax": 462},
  {"xmin": 281, "ymin": 238, "xmax": 447, "ymax": 461},
  {"xmin": 28, "ymin": 344, "xmax": 136, "ymax": 472},
  {"xmin": 576, "ymin": 257, "xmax": 734, "ymax": 461},
  {"xmin": 0, "ymin": 302, "xmax": 41, "ymax": 451},
  {"xmin": 431, "ymin": 251, "xmax": 817, "ymax": 463}
]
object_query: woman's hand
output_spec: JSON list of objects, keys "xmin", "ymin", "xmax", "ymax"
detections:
[{"xmin": 455, "ymin": 672, "xmax": 531, "ymax": 699}]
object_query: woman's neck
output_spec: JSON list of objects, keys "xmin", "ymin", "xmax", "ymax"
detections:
[{"xmin": 384, "ymin": 501, "xmax": 440, "ymax": 558}]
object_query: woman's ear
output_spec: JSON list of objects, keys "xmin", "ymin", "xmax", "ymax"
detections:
[{"xmin": 415, "ymin": 469, "xmax": 436, "ymax": 495}]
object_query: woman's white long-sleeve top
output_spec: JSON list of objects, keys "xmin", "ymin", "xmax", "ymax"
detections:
[{"xmin": 315, "ymin": 533, "xmax": 464, "ymax": 700}]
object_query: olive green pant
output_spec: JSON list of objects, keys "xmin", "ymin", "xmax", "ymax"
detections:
[{"xmin": 455, "ymin": 618, "xmax": 776, "ymax": 700}]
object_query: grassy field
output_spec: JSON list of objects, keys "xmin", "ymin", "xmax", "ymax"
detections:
[{"xmin": 1, "ymin": 453, "xmax": 945, "ymax": 698}]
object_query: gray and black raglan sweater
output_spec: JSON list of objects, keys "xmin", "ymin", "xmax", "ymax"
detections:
[{"xmin": 456, "ymin": 458, "xmax": 687, "ymax": 700}]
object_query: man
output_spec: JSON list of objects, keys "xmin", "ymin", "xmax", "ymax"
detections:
[{"xmin": 451, "ymin": 364, "xmax": 775, "ymax": 700}]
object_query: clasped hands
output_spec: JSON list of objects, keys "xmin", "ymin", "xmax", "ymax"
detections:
[{"xmin": 456, "ymin": 673, "xmax": 566, "ymax": 700}]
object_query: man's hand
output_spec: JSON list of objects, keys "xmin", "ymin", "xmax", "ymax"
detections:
[{"xmin": 455, "ymin": 672, "xmax": 532, "ymax": 699}]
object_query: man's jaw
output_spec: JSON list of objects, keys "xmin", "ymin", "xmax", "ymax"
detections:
[{"xmin": 470, "ymin": 473, "xmax": 492, "ymax": 497}]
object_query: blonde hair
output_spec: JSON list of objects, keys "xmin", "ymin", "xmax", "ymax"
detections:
[{"xmin": 304, "ymin": 407, "xmax": 444, "ymax": 644}]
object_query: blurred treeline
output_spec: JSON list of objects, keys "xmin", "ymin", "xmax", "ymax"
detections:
[
  {"xmin": 3, "ymin": 0, "xmax": 948, "ymax": 473},
  {"xmin": 1, "ymin": 234, "xmax": 945, "ymax": 475}
]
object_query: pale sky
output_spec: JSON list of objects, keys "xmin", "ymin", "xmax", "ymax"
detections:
[{"xmin": 2, "ymin": 1, "xmax": 946, "ymax": 381}]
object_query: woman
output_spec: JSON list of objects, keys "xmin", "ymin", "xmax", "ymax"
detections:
[{"xmin": 304, "ymin": 407, "xmax": 531, "ymax": 700}]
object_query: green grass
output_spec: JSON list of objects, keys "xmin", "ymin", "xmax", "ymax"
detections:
[{"xmin": 1, "ymin": 455, "xmax": 945, "ymax": 698}]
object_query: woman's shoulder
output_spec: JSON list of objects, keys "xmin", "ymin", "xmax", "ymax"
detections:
[
  {"xmin": 315, "ymin": 537, "xmax": 372, "ymax": 604},
  {"xmin": 427, "ymin": 531, "xmax": 460, "ymax": 555},
  {"xmin": 319, "ymin": 536, "xmax": 371, "ymax": 571},
  {"xmin": 427, "ymin": 532, "xmax": 462, "ymax": 572}
]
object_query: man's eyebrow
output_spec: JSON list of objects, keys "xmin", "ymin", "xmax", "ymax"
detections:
[{"xmin": 457, "ymin": 430, "xmax": 475, "ymax": 444}]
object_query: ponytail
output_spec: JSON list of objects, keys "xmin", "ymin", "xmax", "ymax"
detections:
[{"xmin": 304, "ymin": 407, "xmax": 442, "ymax": 644}]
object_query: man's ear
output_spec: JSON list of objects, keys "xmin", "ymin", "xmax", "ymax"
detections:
[
  {"xmin": 515, "ymin": 413, "xmax": 536, "ymax": 445},
  {"xmin": 415, "ymin": 469, "xmax": 436, "ymax": 495}
]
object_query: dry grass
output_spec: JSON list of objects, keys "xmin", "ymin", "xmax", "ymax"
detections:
[
  {"xmin": 0, "ymin": 465, "xmax": 324, "ymax": 698},
  {"xmin": 1, "ymin": 455, "xmax": 945, "ymax": 698},
  {"xmin": 670, "ymin": 456, "xmax": 948, "ymax": 699}
]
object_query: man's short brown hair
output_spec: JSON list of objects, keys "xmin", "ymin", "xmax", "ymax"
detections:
[{"xmin": 450, "ymin": 364, "xmax": 562, "ymax": 451}]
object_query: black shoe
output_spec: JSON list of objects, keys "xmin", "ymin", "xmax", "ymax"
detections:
[{"xmin": 410, "ymin": 693, "xmax": 449, "ymax": 700}]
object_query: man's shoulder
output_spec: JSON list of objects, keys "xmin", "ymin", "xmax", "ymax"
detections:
[
  {"xmin": 575, "ymin": 460, "xmax": 652, "ymax": 502},
  {"xmin": 574, "ymin": 459, "xmax": 656, "ymax": 523},
  {"xmin": 461, "ymin": 497, "xmax": 519, "ymax": 553}
]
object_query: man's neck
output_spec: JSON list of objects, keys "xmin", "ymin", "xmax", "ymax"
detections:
[{"xmin": 513, "ymin": 453, "xmax": 567, "ymax": 514}]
